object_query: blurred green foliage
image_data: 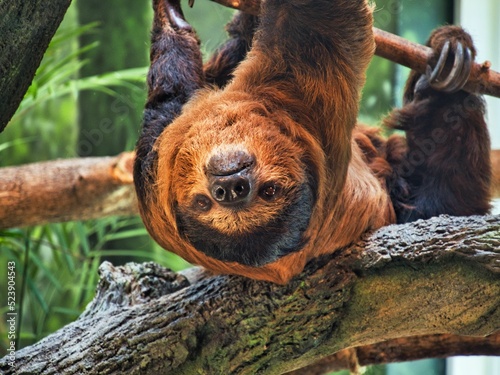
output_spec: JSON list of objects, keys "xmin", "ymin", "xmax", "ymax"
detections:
[
  {"xmin": 0, "ymin": 1, "xmax": 451, "ymax": 372},
  {"xmin": 76, "ymin": 0, "xmax": 151, "ymax": 156}
]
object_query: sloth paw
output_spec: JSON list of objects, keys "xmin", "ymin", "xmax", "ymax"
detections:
[{"xmin": 425, "ymin": 40, "xmax": 472, "ymax": 93}]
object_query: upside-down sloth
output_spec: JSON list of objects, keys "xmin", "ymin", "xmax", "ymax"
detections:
[{"xmin": 134, "ymin": 0, "xmax": 492, "ymax": 284}]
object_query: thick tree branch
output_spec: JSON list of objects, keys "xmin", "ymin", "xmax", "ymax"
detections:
[
  {"xmin": 0, "ymin": 152, "xmax": 137, "ymax": 229},
  {"xmin": 207, "ymin": 0, "xmax": 500, "ymax": 98},
  {"xmin": 1, "ymin": 215, "xmax": 498, "ymax": 374},
  {"xmin": 0, "ymin": 0, "xmax": 72, "ymax": 132}
]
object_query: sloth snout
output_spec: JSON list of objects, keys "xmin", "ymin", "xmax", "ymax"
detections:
[
  {"xmin": 210, "ymin": 173, "xmax": 252, "ymax": 206},
  {"xmin": 206, "ymin": 149, "xmax": 255, "ymax": 207}
]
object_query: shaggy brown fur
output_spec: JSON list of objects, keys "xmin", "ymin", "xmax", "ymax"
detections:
[{"xmin": 134, "ymin": 0, "xmax": 491, "ymax": 284}]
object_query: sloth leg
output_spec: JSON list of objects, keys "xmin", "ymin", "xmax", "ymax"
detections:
[
  {"xmin": 385, "ymin": 26, "xmax": 491, "ymax": 223},
  {"xmin": 204, "ymin": 12, "xmax": 259, "ymax": 88},
  {"xmin": 134, "ymin": 0, "xmax": 204, "ymax": 197}
]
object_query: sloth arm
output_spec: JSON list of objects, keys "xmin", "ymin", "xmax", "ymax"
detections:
[
  {"xmin": 203, "ymin": 12, "xmax": 259, "ymax": 88},
  {"xmin": 134, "ymin": 0, "xmax": 203, "ymax": 202},
  {"xmin": 135, "ymin": 1, "xmax": 257, "ymax": 200},
  {"xmin": 228, "ymin": 0, "xmax": 375, "ymax": 194}
]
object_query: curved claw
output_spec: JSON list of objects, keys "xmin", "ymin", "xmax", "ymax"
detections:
[
  {"xmin": 188, "ymin": 0, "xmax": 195, "ymax": 7},
  {"xmin": 427, "ymin": 40, "xmax": 450, "ymax": 84},
  {"xmin": 426, "ymin": 41, "xmax": 472, "ymax": 93},
  {"xmin": 165, "ymin": 0, "xmax": 193, "ymax": 31}
]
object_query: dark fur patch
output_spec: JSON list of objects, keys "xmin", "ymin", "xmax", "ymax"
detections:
[{"xmin": 175, "ymin": 183, "xmax": 315, "ymax": 267}]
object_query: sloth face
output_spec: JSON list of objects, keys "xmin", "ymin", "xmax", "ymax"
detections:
[{"xmin": 155, "ymin": 94, "xmax": 319, "ymax": 268}]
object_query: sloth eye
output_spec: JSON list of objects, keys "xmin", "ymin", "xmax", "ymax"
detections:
[
  {"xmin": 193, "ymin": 194, "xmax": 212, "ymax": 212},
  {"xmin": 259, "ymin": 183, "xmax": 279, "ymax": 201}
]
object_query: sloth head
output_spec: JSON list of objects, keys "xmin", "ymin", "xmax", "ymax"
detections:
[{"xmin": 147, "ymin": 91, "xmax": 324, "ymax": 272}]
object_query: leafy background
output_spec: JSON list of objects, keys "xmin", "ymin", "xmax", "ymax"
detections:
[{"xmin": 0, "ymin": 0, "xmax": 453, "ymax": 373}]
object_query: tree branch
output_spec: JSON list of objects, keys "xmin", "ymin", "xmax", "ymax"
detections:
[
  {"xmin": 0, "ymin": 0, "xmax": 72, "ymax": 132},
  {"xmin": 285, "ymin": 333, "xmax": 500, "ymax": 375},
  {"xmin": 1, "ymin": 215, "xmax": 498, "ymax": 374},
  {"xmin": 493, "ymin": 150, "xmax": 500, "ymax": 198},
  {"xmin": 207, "ymin": 0, "xmax": 500, "ymax": 98},
  {"xmin": 0, "ymin": 152, "xmax": 137, "ymax": 229}
]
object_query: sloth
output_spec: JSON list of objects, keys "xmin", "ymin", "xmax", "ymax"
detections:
[{"xmin": 134, "ymin": 0, "xmax": 491, "ymax": 284}]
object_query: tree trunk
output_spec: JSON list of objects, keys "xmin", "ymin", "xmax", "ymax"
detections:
[
  {"xmin": 0, "ymin": 152, "xmax": 137, "ymax": 229},
  {"xmin": 0, "ymin": 0, "xmax": 72, "ymax": 132},
  {"xmin": 1, "ymin": 215, "xmax": 498, "ymax": 374}
]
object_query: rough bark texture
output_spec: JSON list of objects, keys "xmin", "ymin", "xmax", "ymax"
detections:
[
  {"xmin": 1, "ymin": 215, "xmax": 498, "ymax": 375},
  {"xmin": 209, "ymin": 0, "xmax": 500, "ymax": 98},
  {"xmin": 0, "ymin": 152, "xmax": 137, "ymax": 229},
  {"xmin": 0, "ymin": 0, "xmax": 72, "ymax": 132}
]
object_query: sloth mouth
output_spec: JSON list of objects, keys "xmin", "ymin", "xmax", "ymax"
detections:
[{"xmin": 175, "ymin": 183, "xmax": 315, "ymax": 267}]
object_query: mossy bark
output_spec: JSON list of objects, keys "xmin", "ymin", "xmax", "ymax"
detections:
[
  {"xmin": 1, "ymin": 215, "xmax": 498, "ymax": 374},
  {"xmin": 0, "ymin": 0, "xmax": 72, "ymax": 132}
]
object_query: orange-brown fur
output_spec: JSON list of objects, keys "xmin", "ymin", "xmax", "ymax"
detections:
[{"xmin": 134, "ymin": 0, "xmax": 491, "ymax": 284}]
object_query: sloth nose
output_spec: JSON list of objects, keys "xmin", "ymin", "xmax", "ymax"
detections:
[
  {"xmin": 207, "ymin": 150, "xmax": 255, "ymax": 207},
  {"xmin": 210, "ymin": 174, "xmax": 252, "ymax": 206}
]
